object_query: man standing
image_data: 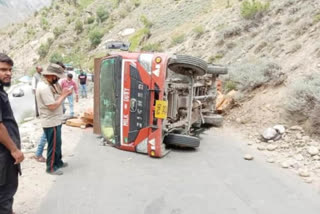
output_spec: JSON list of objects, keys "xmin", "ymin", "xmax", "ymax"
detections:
[
  {"xmin": 61, "ymin": 73, "xmax": 79, "ymax": 118},
  {"xmin": 36, "ymin": 63, "xmax": 71, "ymax": 175},
  {"xmin": 31, "ymin": 65, "xmax": 48, "ymax": 163},
  {"xmin": 0, "ymin": 53, "xmax": 24, "ymax": 214},
  {"xmin": 31, "ymin": 66, "xmax": 43, "ymax": 117},
  {"xmin": 78, "ymin": 70, "xmax": 87, "ymax": 98}
]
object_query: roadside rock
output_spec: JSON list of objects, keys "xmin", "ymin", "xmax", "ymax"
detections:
[
  {"xmin": 257, "ymin": 145, "xmax": 266, "ymax": 151},
  {"xmin": 273, "ymin": 125, "xmax": 286, "ymax": 134},
  {"xmin": 244, "ymin": 154, "xmax": 254, "ymax": 160},
  {"xmin": 298, "ymin": 169, "xmax": 310, "ymax": 177},
  {"xmin": 267, "ymin": 145, "xmax": 278, "ymax": 151},
  {"xmin": 267, "ymin": 158, "xmax": 275, "ymax": 163},
  {"xmin": 281, "ymin": 161, "xmax": 290, "ymax": 168},
  {"xmin": 262, "ymin": 128, "xmax": 278, "ymax": 141},
  {"xmin": 307, "ymin": 146, "xmax": 319, "ymax": 156}
]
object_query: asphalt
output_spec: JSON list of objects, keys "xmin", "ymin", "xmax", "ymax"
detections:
[{"xmin": 37, "ymin": 129, "xmax": 320, "ymax": 214}]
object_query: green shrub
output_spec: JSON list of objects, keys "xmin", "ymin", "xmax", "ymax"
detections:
[
  {"xmin": 141, "ymin": 43, "xmax": 163, "ymax": 52},
  {"xmin": 47, "ymin": 38, "xmax": 54, "ymax": 46},
  {"xmin": 96, "ymin": 6, "xmax": 109, "ymax": 23},
  {"xmin": 313, "ymin": 13, "xmax": 320, "ymax": 23},
  {"xmin": 140, "ymin": 15, "xmax": 153, "ymax": 28},
  {"xmin": 55, "ymin": 4, "xmax": 60, "ymax": 10},
  {"xmin": 226, "ymin": 60, "xmax": 285, "ymax": 92},
  {"xmin": 132, "ymin": 0, "xmax": 141, "ymax": 7},
  {"xmin": 285, "ymin": 74, "xmax": 320, "ymax": 122},
  {"xmin": 50, "ymin": 52, "xmax": 64, "ymax": 63},
  {"xmin": 53, "ymin": 27, "xmax": 65, "ymax": 38},
  {"xmin": 40, "ymin": 18, "xmax": 49, "ymax": 30},
  {"xmin": 38, "ymin": 43, "xmax": 50, "ymax": 58},
  {"xmin": 79, "ymin": 0, "xmax": 95, "ymax": 9},
  {"xmin": 171, "ymin": 34, "xmax": 185, "ymax": 46},
  {"xmin": 224, "ymin": 80, "xmax": 237, "ymax": 93},
  {"xmin": 240, "ymin": 0, "xmax": 270, "ymax": 19},
  {"xmin": 65, "ymin": 11, "xmax": 70, "ymax": 16},
  {"xmin": 75, "ymin": 20, "xmax": 84, "ymax": 34},
  {"xmin": 129, "ymin": 28, "xmax": 151, "ymax": 51},
  {"xmin": 193, "ymin": 25, "xmax": 205, "ymax": 38},
  {"xmin": 112, "ymin": 0, "xmax": 122, "ymax": 8},
  {"xmin": 86, "ymin": 16, "xmax": 95, "ymax": 24},
  {"xmin": 89, "ymin": 28, "xmax": 104, "ymax": 47}
]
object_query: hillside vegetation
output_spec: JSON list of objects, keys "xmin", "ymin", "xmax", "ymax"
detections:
[{"xmin": 0, "ymin": 0, "xmax": 320, "ymax": 135}]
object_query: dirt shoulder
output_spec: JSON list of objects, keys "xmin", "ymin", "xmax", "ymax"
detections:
[{"xmin": 14, "ymin": 94, "xmax": 93, "ymax": 214}]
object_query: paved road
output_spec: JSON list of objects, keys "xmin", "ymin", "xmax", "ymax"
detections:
[
  {"xmin": 9, "ymin": 84, "xmax": 34, "ymax": 123},
  {"xmin": 37, "ymin": 129, "xmax": 320, "ymax": 214}
]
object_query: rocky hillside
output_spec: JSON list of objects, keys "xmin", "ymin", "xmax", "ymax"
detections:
[
  {"xmin": 0, "ymin": 0, "xmax": 319, "ymax": 134},
  {"xmin": 0, "ymin": 0, "xmax": 52, "ymax": 28}
]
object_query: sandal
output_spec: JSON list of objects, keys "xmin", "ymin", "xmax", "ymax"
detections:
[{"xmin": 32, "ymin": 155, "xmax": 46, "ymax": 162}]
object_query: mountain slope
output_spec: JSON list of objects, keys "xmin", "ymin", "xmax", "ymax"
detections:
[
  {"xmin": 0, "ymin": 0, "xmax": 319, "ymax": 132},
  {"xmin": 0, "ymin": 0, "xmax": 52, "ymax": 28}
]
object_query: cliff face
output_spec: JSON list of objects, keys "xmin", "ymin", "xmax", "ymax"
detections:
[{"xmin": 0, "ymin": 0, "xmax": 52, "ymax": 28}]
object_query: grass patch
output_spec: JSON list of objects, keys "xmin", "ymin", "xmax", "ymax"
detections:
[
  {"xmin": 193, "ymin": 25, "xmax": 205, "ymax": 38},
  {"xmin": 171, "ymin": 34, "xmax": 185, "ymax": 46},
  {"xmin": 140, "ymin": 15, "xmax": 153, "ymax": 28},
  {"xmin": 141, "ymin": 42, "xmax": 163, "ymax": 52},
  {"xmin": 240, "ymin": 0, "xmax": 270, "ymax": 20},
  {"xmin": 53, "ymin": 26, "xmax": 65, "ymax": 38},
  {"xmin": 79, "ymin": 0, "xmax": 94, "ymax": 9},
  {"xmin": 75, "ymin": 20, "xmax": 84, "ymax": 34},
  {"xmin": 129, "ymin": 28, "xmax": 151, "ymax": 51},
  {"xmin": 313, "ymin": 13, "xmax": 320, "ymax": 24}
]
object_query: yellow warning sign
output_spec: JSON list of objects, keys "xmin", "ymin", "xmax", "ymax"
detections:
[{"xmin": 155, "ymin": 100, "xmax": 168, "ymax": 119}]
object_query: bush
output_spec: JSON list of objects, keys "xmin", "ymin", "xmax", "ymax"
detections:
[
  {"xmin": 313, "ymin": 13, "xmax": 320, "ymax": 24},
  {"xmin": 224, "ymin": 80, "xmax": 237, "ymax": 93},
  {"xmin": 240, "ymin": 0, "xmax": 270, "ymax": 20},
  {"xmin": 140, "ymin": 15, "xmax": 153, "ymax": 28},
  {"xmin": 141, "ymin": 43, "xmax": 163, "ymax": 52},
  {"xmin": 86, "ymin": 16, "xmax": 95, "ymax": 24},
  {"xmin": 50, "ymin": 52, "xmax": 64, "ymax": 63},
  {"xmin": 129, "ymin": 28, "xmax": 151, "ymax": 51},
  {"xmin": 192, "ymin": 25, "xmax": 205, "ymax": 38},
  {"xmin": 53, "ymin": 27, "xmax": 65, "ymax": 38},
  {"xmin": 171, "ymin": 34, "xmax": 185, "ymax": 46},
  {"xmin": 285, "ymin": 74, "xmax": 320, "ymax": 122},
  {"xmin": 40, "ymin": 18, "xmax": 49, "ymax": 30},
  {"xmin": 96, "ymin": 6, "xmax": 109, "ymax": 23},
  {"xmin": 38, "ymin": 43, "xmax": 50, "ymax": 58},
  {"xmin": 75, "ymin": 20, "xmax": 84, "ymax": 34},
  {"xmin": 225, "ymin": 60, "xmax": 285, "ymax": 92},
  {"xmin": 132, "ymin": 0, "xmax": 141, "ymax": 7},
  {"xmin": 89, "ymin": 28, "xmax": 104, "ymax": 47}
]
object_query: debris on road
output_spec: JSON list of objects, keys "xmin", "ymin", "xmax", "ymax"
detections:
[{"xmin": 244, "ymin": 154, "xmax": 254, "ymax": 160}]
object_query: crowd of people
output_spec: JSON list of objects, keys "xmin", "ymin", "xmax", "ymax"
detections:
[{"xmin": 0, "ymin": 53, "xmax": 89, "ymax": 213}]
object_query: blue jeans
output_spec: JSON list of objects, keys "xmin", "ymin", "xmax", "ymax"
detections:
[
  {"xmin": 80, "ymin": 84, "xmax": 87, "ymax": 98},
  {"xmin": 63, "ymin": 95, "xmax": 74, "ymax": 117},
  {"xmin": 35, "ymin": 132, "xmax": 47, "ymax": 157}
]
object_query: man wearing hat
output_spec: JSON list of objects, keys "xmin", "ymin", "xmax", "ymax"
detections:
[{"xmin": 36, "ymin": 63, "xmax": 72, "ymax": 175}]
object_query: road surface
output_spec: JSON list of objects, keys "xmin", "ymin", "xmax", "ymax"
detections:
[
  {"xmin": 9, "ymin": 83, "xmax": 34, "ymax": 123},
  {"xmin": 37, "ymin": 129, "xmax": 320, "ymax": 214}
]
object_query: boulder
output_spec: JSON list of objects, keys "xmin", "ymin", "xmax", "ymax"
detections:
[
  {"xmin": 273, "ymin": 125, "xmax": 286, "ymax": 134},
  {"xmin": 262, "ymin": 128, "xmax": 278, "ymax": 140},
  {"xmin": 307, "ymin": 146, "xmax": 319, "ymax": 156}
]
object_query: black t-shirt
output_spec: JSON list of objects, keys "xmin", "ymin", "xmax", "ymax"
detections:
[
  {"xmin": 0, "ymin": 85, "xmax": 21, "ymax": 155},
  {"xmin": 78, "ymin": 73, "xmax": 87, "ymax": 85}
]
